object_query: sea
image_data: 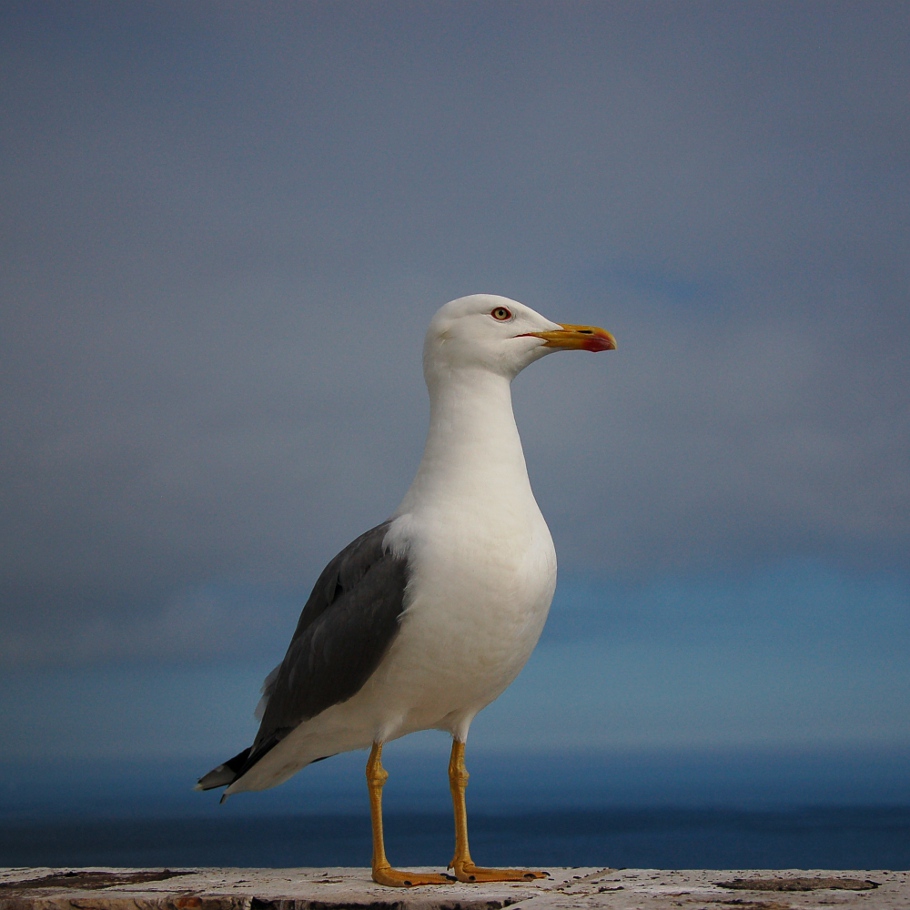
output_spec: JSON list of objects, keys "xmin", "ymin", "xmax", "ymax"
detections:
[
  {"xmin": 2, "ymin": 750, "xmax": 909, "ymax": 870},
  {"xmin": 2, "ymin": 807, "xmax": 910, "ymax": 871}
]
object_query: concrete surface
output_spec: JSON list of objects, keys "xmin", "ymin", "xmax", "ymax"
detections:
[
  {"xmin": 1, "ymin": 867, "xmax": 908, "ymax": 909},
  {"xmin": 0, "ymin": 868, "xmax": 910, "ymax": 910}
]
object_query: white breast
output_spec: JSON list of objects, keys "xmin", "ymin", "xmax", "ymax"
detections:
[
  {"xmin": 368, "ymin": 495, "xmax": 556, "ymax": 742},
  {"xmin": 369, "ymin": 361, "xmax": 559, "ymax": 742}
]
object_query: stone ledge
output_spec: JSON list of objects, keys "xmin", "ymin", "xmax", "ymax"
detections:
[{"xmin": 0, "ymin": 867, "xmax": 907, "ymax": 910}]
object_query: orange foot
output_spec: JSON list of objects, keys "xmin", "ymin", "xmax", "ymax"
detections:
[
  {"xmin": 372, "ymin": 864, "xmax": 454, "ymax": 888},
  {"xmin": 450, "ymin": 860, "xmax": 549, "ymax": 883}
]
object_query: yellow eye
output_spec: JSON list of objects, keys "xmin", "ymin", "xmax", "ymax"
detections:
[{"xmin": 491, "ymin": 306, "xmax": 512, "ymax": 321}]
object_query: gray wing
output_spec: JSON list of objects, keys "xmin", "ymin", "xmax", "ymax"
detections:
[{"xmin": 228, "ymin": 520, "xmax": 408, "ymax": 782}]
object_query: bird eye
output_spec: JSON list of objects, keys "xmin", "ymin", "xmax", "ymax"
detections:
[{"xmin": 491, "ymin": 307, "xmax": 512, "ymax": 321}]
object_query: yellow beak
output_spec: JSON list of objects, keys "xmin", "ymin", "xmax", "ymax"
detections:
[{"xmin": 522, "ymin": 323, "xmax": 617, "ymax": 353}]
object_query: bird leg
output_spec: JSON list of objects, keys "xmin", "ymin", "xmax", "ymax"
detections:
[
  {"xmin": 366, "ymin": 741, "xmax": 451, "ymax": 887},
  {"xmin": 447, "ymin": 739, "xmax": 548, "ymax": 883}
]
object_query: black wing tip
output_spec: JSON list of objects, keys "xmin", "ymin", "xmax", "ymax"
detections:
[{"xmin": 195, "ymin": 746, "xmax": 252, "ymax": 792}]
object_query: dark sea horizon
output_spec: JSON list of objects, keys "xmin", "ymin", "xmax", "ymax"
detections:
[
  {"xmin": 2, "ymin": 807, "xmax": 909, "ymax": 871},
  {"xmin": 3, "ymin": 747, "xmax": 909, "ymax": 871}
]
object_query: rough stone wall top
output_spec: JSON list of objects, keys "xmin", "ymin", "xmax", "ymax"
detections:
[{"xmin": 1, "ymin": 867, "xmax": 908, "ymax": 910}]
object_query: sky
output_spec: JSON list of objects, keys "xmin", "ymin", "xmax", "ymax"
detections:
[{"xmin": 1, "ymin": 1, "xmax": 908, "ymax": 810}]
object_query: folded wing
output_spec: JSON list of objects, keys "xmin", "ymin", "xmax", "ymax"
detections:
[{"xmin": 197, "ymin": 520, "xmax": 408, "ymax": 791}]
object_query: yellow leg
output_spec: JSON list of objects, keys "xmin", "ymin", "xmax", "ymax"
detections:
[
  {"xmin": 447, "ymin": 739, "xmax": 548, "ymax": 883},
  {"xmin": 366, "ymin": 742, "xmax": 451, "ymax": 887}
]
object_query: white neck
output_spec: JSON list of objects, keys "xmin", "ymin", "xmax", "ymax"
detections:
[{"xmin": 396, "ymin": 367, "xmax": 535, "ymax": 517}]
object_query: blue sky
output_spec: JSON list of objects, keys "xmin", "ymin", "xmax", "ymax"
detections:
[{"xmin": 1, "ymin": 1, "xmax": 908, "ymax": 809}]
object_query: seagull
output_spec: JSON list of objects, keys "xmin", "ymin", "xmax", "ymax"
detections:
[{"xmin": 197, "ymin": 294, "xmax": 615, "ymax": 886}]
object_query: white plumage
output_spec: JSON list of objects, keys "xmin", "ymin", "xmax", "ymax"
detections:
[{"xmin": 199, "ymin": 294, "xmax": 615, "ymax": 885}]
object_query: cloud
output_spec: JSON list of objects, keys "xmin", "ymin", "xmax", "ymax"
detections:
[
  {"xmin": 0, "ymin": 580, "xmax": 295, "ymax": 670},
  {"xmin": 0, "ymin": 2, "xmax": 907, "ymax": 675}
]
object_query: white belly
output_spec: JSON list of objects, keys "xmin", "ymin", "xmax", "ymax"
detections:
[{"xmin": 369, "ymin": 512, "xmax": 557, "ymax": 740}]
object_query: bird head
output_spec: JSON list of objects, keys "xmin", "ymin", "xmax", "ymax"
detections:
[{"xmin": 423, "ymin": 294, "xmax": 615, "ymax": 385}]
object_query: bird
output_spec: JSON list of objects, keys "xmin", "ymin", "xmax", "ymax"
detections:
[{"xmin": 197, "ymin": 294, "xmax": 615, "ymax": 886}]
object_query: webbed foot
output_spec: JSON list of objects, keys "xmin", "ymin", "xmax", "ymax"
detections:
[{"xmin": 449, "ymin": 860, "xmax": 548, "ymax": 883}]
